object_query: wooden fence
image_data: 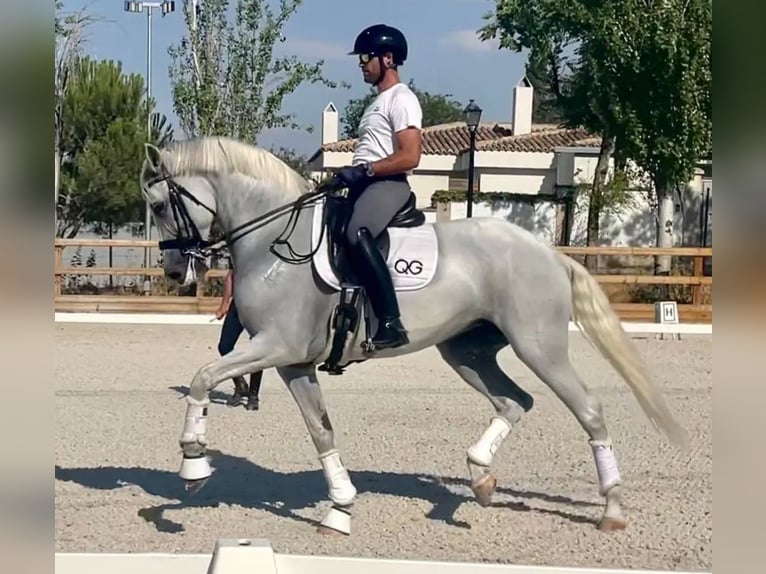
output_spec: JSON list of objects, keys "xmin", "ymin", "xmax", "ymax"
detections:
[{"xmin": 54, "ymin": 238, "xmax": 712, "ymax": 322}]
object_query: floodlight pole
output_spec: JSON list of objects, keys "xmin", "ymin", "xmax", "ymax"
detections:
[{"xmin": 123, "ymin": 2, "xmax": 176, "ymax": 277}]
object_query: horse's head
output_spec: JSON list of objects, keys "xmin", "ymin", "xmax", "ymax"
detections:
[{"xmin": 140, "ymin": 143, "xmax": 218, "ymax": 286}]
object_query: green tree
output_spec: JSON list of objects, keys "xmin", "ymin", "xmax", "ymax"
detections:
[
  {"xmin": 524, "ymin": 46, "xmax": 565, "ymax": 124},
  {"xmin": 480, "ymin": 1, "xmax": 623, "ymax": 267},
  {"xmin": 598, "ymin": 0, "xmax": 712, "ymax": 273},
  {"xmin": 270, "ymin": 147, "xmax": 312, "ymax": 179},
  {"xmin": 55, "ymin": 0, "xmax": 103, "ymax": 227},
  {"xmin": 481, "ymin": 1, "xmax": 712, "ymax": 272},
  {"xmin": 168, "ymin": 0, "xmax": 347, "ymax": 142},
  {"xmin": 56, "ymin": 56, "xmax": 171, "ymax": 238},
  {"xmin": 340, "ymin": 79, "xmax": 466, "ymax": 139}
]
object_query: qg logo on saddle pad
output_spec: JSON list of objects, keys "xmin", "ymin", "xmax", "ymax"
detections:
[{"xmin": 393, "ymin": 258, "xmax": 423, "ymax": 276}]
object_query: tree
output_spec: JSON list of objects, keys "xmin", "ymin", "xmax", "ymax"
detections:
[
  {"xmin": 481, "ymin": 1, "xmax": 712, "ymax": 272},
  {"xmin": 524, "ymin": 46, "xmax": 565, "ymax": 124},
  {"xmin": 270, "ymin": 147, "xmax": 312, "ymax": 179},
  {"xmin": 55, "ymin": 0, "xmax": 103, "ymax": 227},
  {"xmin": 168, "ymin": 0, "xmax": 347, "ymax": 142},
  {"xmin": 56, "ymin": 57, "xmax": 171, "ymax": 238},
  {"xmin": 340, "ymin": 79, "xmax": 466, "ymax": 139},
  {"xmin": 599, "ymin": 1, "xmax": 712, "ymax": 273},
  {"xmin": 480, "ymin": 1, "xmax": 628, "ymax": 268}
]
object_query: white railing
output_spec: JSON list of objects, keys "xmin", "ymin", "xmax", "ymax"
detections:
[
  {"xmin": 55, "ymin": 538, "xmax": 709, "ymax": 574},
  {"xmin": 53, "ymin": 311, "xmax": 712, "ymax": 335}
]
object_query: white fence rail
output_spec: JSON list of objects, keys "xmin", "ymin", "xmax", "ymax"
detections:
[
  {"xmin": 55, "ymin": 538, "xmax": 709, "ymax": 574},
  {"xmin": 53, "ymin": 311, "xmax": 713, "ymax": 335}
]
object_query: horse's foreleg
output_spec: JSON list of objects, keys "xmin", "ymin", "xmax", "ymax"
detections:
[
  {"xmin": 276, "ymin": 363, "xmax": 357, "ymax": 536},
  {"xmin": 178, "ymin": 335, "xmax": 291, "ymax": 488}
]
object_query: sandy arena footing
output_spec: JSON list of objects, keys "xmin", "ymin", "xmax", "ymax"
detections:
[{"xmin": 55, "ymin": 323, "xmax": 711, "ymax": 572}]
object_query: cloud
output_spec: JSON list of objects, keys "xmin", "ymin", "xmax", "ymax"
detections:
[
  {"xmin": 279, "ymin": 38, "xmax": 349, "ymax": 61},
  {"xmin": 441, "ymin": 29, "xmax": 499, "ymax": 52}
]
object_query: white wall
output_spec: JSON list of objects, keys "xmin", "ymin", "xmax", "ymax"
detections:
[
  {"xmin": 409, "ymin": 173, "xmax": 450, "ymax": 207},
  {"xmin": 478, "ymin": 169, "xmax": 555, "ymax": 195},
  {"xmin": 444, "ymin": 198, "xmax": 558, "ymax": 245},
  {"xmin": 437, "ymin": 168, "xmax": 711, "ymax": 250},
  {"xmin": 566, "ymin": 165, "xmax": 711, "ymax": 248}
]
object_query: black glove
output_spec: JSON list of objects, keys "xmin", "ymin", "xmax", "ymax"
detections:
[{"xmin": 334, "ymin": 164, "xmax": 370, "ymax": 188}]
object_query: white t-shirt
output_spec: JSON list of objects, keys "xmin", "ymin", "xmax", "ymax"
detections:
[{"xmin": 352, "ymin": 82, "xmax": 423, "ymax": 167}]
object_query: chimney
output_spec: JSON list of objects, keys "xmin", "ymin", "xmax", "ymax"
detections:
[
  {"xmin": 511, "ymin": 76, "xmax": 533, "ymax": 135},
  {"xmin": 322, "ymin": 102, "xmax": 339, "ymax": 145}
]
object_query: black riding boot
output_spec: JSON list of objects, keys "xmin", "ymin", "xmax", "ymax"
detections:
[{"xmin": 351, "ymin": 228, "xmax": 409, "ymax": 351}]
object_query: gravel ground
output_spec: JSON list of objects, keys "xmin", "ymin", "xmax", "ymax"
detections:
[{"xmin": 55, "ymin": 323, "xmax": 712, "ymax": 572}]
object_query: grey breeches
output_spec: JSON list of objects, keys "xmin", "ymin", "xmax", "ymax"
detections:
[{"xmin": 345, "ymin": 180, "xmax": 412, "ymax": 246}]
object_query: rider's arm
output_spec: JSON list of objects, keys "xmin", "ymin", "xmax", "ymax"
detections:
[
  {"xmin": 369, "ymin": 91, "xmax": 423, "ymax": 176},
  {"xmin": 222, "ymin": 269, "xmax": 234, "ymax": 304},
  {"xmin": 216, "ymin": 269, "xmax": 233, "ymax": 318}
]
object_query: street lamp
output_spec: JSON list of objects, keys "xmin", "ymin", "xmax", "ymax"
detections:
[
  {"xmin": 123, "ymin": 1, "xmax": 176, "ymax": 272},
  {"xmin": 463, "ymin": 99, "xmax": 482, "ymax": 218}
]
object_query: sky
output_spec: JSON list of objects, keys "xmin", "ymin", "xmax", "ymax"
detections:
[{"xmin": 61, "ymin": 0, "xmax": 528, "ymax": 157}]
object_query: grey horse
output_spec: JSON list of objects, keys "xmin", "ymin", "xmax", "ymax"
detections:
[{"xmin": 139, "ymin": 136, "xmax": 688, "ymax": 536}]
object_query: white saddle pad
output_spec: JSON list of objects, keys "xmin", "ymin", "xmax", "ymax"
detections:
[{"xmin": 310, "ymin": 197, "xmax": 438, "ymax": 292}]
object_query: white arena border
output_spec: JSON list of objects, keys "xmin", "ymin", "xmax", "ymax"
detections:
[
  {"xmin": 54, "ymin": 312, "xmax": 712, "ymax": 336},
  {"xmin": 55, "ymin": 537, "xmax": 710, "ymax": 574}
]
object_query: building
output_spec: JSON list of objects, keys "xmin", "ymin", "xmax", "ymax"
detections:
[{"xmin": 307, "ymin": 77, "xmax": 712, "ymax": 249}]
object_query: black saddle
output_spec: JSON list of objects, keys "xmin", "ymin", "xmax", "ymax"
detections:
[{"xmin": 322, "ymin": 190, "xmax": 425, "ymax": 284}]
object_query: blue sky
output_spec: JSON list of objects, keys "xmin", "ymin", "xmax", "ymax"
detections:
[{"xmin": 61, "ymin": 0, "xmax": 528, "ymax": 156}]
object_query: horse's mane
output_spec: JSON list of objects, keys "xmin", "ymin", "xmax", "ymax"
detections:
[{"xmin": 148, "ymin": 136, "xmax": 313, "ymax": 197}]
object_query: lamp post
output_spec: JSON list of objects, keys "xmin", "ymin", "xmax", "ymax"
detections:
[
  {"xmin": 463, "ymin": 99, "xmax": 482, "ymax": 218},
  {"xmin": 123, "ymin": 1, "xmax": 176, "ymax": 271}
]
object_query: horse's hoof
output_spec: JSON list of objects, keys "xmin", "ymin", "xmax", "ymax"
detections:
[
  {"xmin": 317, "ymin": 505, "xmax": 351, "ymax": 535},
  {"xmin": 471, "ymin": 474, "xmax": 497, "ymax": 507},
  {"xmin": 316, "ymin": 524, "xmax": 348, "ymax": 537},
  {"xmin": 245, "ymin": 398, "xmax": 260, "ymax": 411},
  {"xmin": 597, "ymin": 517, "xmax": 627, "ymax": 532}
]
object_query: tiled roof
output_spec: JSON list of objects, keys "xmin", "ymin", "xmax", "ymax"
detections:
[
  {"xmin": 477, "ymin": 127, "xmax": 601, "ymax": 153},
  {"xmin": 318, "ymin": 122, "xmax": 600, "ymax": 156}
]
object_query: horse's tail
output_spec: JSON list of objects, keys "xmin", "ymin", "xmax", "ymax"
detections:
[{"xmin": 556, "ymin": 251, "xmax": 690, "ymax": 450}]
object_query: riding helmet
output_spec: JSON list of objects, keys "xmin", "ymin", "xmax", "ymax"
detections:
[{"xmin": 350, "ymin": 24, "xmax": 408, "ymax": 65}]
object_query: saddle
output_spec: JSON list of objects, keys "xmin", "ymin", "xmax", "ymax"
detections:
[
  {"xmin": 316, "ymin": 189, "xmax": 427, "ymax": 375},
  {"xmin": 323, "ymin": 190, "xmax": 426, "ymax": 283}
]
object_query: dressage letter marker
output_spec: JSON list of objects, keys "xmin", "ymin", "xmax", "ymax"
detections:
[{"xmin": 654, "ymin": 301, "xmax": 680, "ymax": 341}]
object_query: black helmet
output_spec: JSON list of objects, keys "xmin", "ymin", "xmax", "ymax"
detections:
[{"xmin": 350, "ymin": 24, "xmax": 408, "ymax": 65}]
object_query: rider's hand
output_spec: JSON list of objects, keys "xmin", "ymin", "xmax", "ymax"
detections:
[{"xmin": 334, "ymin": 164, "xmax": 369, "ymax": 188}]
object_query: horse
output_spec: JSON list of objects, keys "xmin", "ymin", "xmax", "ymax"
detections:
[{"xmin": 139, "ymin": 135, "xmax": 689, "ymax": 536}]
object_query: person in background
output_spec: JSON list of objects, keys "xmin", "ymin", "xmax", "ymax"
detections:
[{"xmin": 215, "ymin": 267, "xmax": 263, "ymax": 411}]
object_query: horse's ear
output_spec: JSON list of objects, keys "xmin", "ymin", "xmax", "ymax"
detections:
[{"xmin": 144, "ymin": 143, "xmax": 162, "ymax": 170}]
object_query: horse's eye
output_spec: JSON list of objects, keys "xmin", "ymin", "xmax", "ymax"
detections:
[{"xmin": 151, "ymin": 201, "xmax": 166, "ymax": 215}]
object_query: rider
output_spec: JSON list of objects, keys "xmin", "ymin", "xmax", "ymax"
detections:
[{"xmin": 330, "ymin": 24, "xmax": 423, "ymax": 351}]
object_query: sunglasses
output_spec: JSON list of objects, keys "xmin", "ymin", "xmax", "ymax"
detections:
[{"xmin": 358, "ymin": 53, "xmax": 374, "ymax": 64}]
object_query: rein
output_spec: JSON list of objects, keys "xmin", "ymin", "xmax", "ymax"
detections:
[{"xmin": 147, "ymin": 170, "xmax": 338, "ymax": 266}]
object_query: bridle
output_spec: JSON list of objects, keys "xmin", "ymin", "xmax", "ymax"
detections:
[{"xmin": 144, "ymin": 168, "xmax": 338, "ymax": 266}]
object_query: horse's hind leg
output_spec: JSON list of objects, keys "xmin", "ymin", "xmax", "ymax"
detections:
[
  {"xmin": 436, "ymin": 322, "xmax": 533, "ymax": 507},
  {"xmin": 500, "ymin": 311, "xmax": 627, "ymax": 531}
]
